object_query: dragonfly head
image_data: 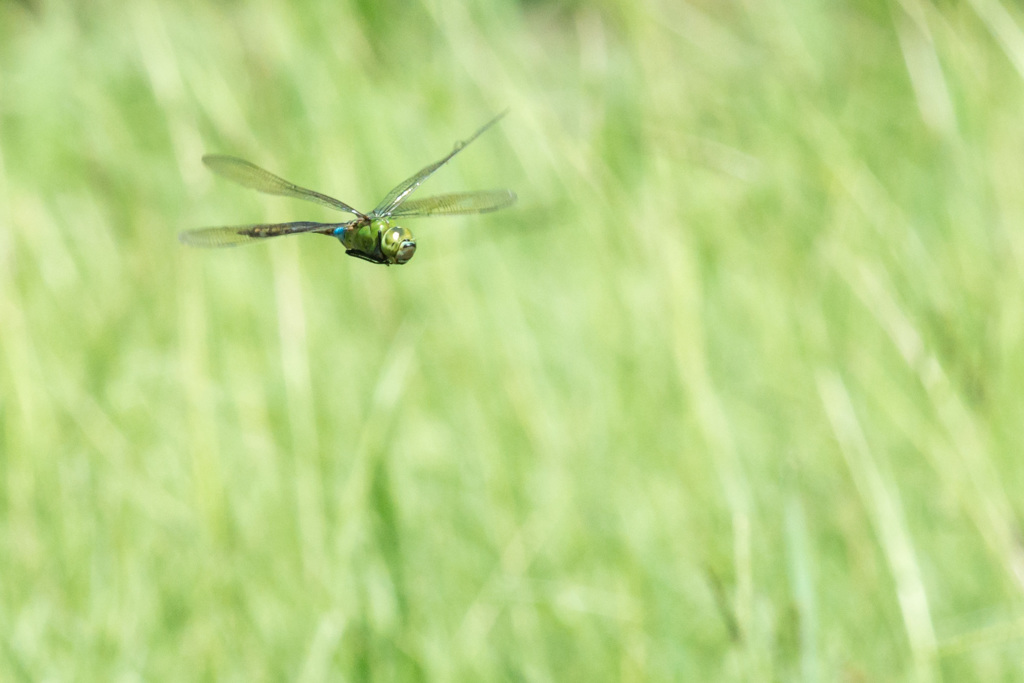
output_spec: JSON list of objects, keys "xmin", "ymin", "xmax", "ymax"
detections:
[{"xmin": 376, "ymin": 219, "xmax": 416, "ymax": 265}]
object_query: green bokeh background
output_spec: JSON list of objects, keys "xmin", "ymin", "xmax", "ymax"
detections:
[{"xmin": 3, "ymin": 0, "xmax": 1024, "ymax": 679}]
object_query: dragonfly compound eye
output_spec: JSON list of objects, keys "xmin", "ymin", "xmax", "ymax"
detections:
[{"xmin": 382, "ymin": 225, "xmax": 416, "ymax": 264}]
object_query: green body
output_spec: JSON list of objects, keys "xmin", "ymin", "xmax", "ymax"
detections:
[
  {"xmin": 338, "ymin": 218, "xmax": 417, "ymax": 265},
  {"xmin": 339, "ymin": 218, "xmax": 380, "ymax": 255}
]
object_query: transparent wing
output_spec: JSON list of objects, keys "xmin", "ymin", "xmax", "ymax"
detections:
[
  {"xmin": 203, "ymin": 155, "xmax": 366, "ymax": 218},
  {"xmin": 178, "ymin": 221, "xmax": 339, "ymax": 248},
  {"xmin": 388, "ymin": 190, "xmax": 517, "ymax": 218},
  {"xmin": 372, "ymin": 110, "xmax": 509, "ymax": 218}
]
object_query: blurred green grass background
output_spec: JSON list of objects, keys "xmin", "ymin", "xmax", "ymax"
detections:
[{"xmin": 3, "ymin": 0, "xmax": 1024, "ymax": 679}]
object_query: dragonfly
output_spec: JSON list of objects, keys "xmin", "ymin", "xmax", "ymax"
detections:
[{"xmin": 179, "ymin": 112, "xmax": 516, "ymax": 265}]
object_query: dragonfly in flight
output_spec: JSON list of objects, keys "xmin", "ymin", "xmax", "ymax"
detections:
[{"xmin": 179, "ymin": 112, "xmax": 516, "ymax": 265}]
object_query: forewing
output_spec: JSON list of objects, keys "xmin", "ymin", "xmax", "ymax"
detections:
[
  {"xmin": 203, "ymin": 155, "xmax": 365, "ymax": 218},
  {"xmin": 372, "ymin": 110, "xmax": 509, "ymax": 218},
  {"xmin": 388, "ymin": 190, "xmax": 517, "ymax": 218},
  {"xmin": 178, "ymin": 221, "xmax": 337, "ymax": 248}
]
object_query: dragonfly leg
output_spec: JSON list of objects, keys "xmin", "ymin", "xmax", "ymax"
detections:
[{"xmin": 346, "ymin": 249, "xmax": 389, "ymax": 266}]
